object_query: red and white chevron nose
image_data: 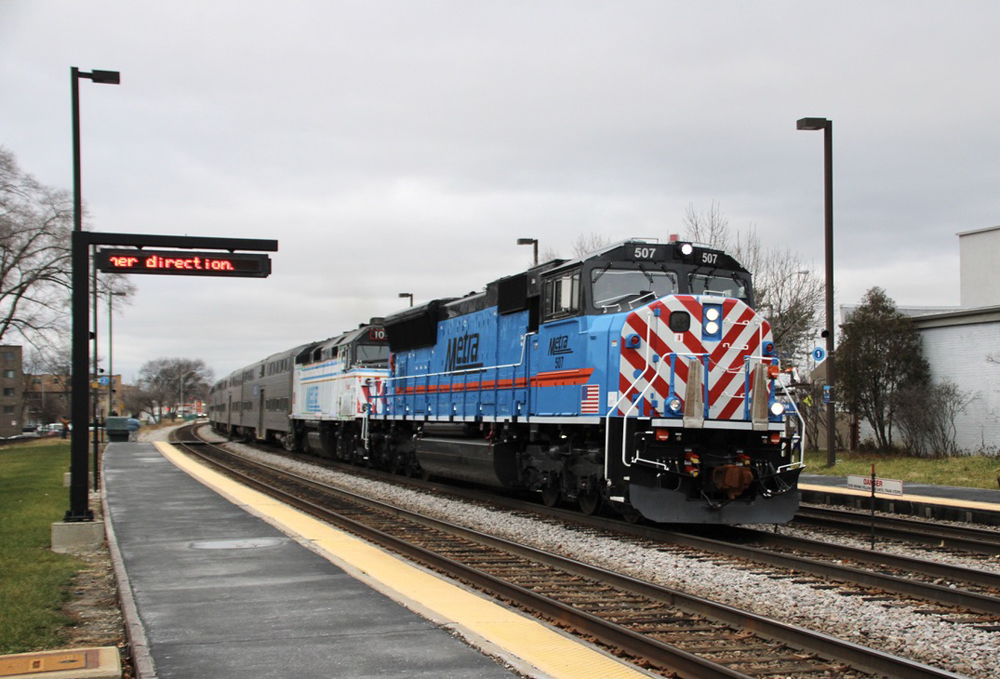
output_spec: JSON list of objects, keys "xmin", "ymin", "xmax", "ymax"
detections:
[{"xmin": 618, "ymin": 296, "xmax": 773, "ymax": 421}]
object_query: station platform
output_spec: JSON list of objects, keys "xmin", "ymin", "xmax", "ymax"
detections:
[
  {"xmin": 102, "ymin": 441, "xmax": 653, "ymax": 679},
  {"xmin": 799, "ymin": 473, "xmax": 1000, "ymax": 526}
]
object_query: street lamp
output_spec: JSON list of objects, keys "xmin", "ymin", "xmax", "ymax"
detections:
[
  {"xmin": 73, "ymin": 68, "xmax": 120, "ymax": 234},
  {"xmin": 398, "ymin": 292, "xmax": 413, "ymax": 307},
  {"xmin": 68, "ymin": 67, "xmax": 120, "ymax": 521},
  {"xmin": 517, "ymin": 238, "xmax": 538, "ymax": 266},
  {"xmin": 108, "ymin": 291, "xmax": 126, "ymax": 417},
  {"xmin": 796, "ymin": 116, "xmax": 836, "ymax": 467}
]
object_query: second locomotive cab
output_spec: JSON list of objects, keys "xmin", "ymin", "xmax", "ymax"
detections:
[{"xmin": 210, "ymin": 238, "xmax": 804, "ymax": 524}]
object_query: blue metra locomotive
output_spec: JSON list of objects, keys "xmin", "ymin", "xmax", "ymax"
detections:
[{"xmin": 211, "ymin": 238, "xmax": 803, "ymax": 524}]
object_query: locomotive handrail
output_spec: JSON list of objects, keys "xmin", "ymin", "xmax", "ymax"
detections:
[
  {"xmin": 775, "ymin": 397, "xmax": 806, "ymax": 471},
  {"xmin": 619, "ymin": 331, "xmax": 667, "ymax": 465},
  {"xmin": 605, "ymin": 305, "xmax": 666, "ymax": 476}
]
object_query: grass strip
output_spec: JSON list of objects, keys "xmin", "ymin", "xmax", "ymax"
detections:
[
  {"xmin": 0, "ymin": 441, "xmax": 82, "ymax": 654},
  {"xmin": 804, "ymin": 449, "xmax": 1000, "ymax": 490}
]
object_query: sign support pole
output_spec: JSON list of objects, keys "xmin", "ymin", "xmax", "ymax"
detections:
[
  {"xmin": 870, "ymin": 463, "xmax": 876, "ymax": 550},
  {"xmin": 66, "ymin": 230, "xmax": 93, "ymax": 521}
]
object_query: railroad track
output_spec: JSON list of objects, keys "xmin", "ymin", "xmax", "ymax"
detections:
[
  {"xmin": 224, "ymin": 432, "xmax": 1000, "ymax": 624},
  {"xmin": 792, "ymin": 505, "xmax": 1000, "ymax": 556},
  {"xmin": 174, "ymin": 426, "xmax": 965, "ymax": 678}
]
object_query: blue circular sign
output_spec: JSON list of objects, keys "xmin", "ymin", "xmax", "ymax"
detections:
[{"xmin": 812, "ymin": 347, "xmax": 826, "ymax": 362}]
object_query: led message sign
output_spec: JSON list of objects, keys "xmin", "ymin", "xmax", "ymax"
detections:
[{"xmin": 96, "ymin": 249, "xmax": 271, "ymax": 278}]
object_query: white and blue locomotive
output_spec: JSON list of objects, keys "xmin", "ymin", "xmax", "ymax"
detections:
[{"xmin": 210, "ymin": 239, "xmax": 803, "ymax": 524}]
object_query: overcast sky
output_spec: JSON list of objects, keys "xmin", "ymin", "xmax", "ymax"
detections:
[{"xmin": 3, "ymin": 1, "xmax": 998, "ymax": 384}]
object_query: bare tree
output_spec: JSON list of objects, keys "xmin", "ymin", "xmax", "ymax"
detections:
[
  {"xmin": 682, "ymin": 203, "xmax": 824, "ymax": 364},
  {"xmin": 571, "ymin": 232, "xmax": 612, "ymax": 258},
  {"xmin": 136, "ymin": 357, "xmax": 214, "ymax": 420},
  {"xmin": 682, "ymin": 201, "xmax": 732, "ymax": 253},
  {"xmin": 0, "ymin": 147, "xmax": 134, "ymax": 351},
  {"xmin": 0, "ymin": 147, "xmax": 73, "ymax": 347},
  {"xmin": 896, "ymin": 379, "xmax": 977, "ymax": 457}
]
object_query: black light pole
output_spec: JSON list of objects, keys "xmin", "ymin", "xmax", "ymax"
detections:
[
  {"xmin": 68, "ymin": 67, "xmax": 120, "ymax": 521},
  {"xmin": 398, "ymin": 292, "xmax": 414, "ymax": 307},
  {"xmin": 517, "ymin": 238, "xmax": 538, "ymax": 265},
  {"xmin": 797, "ymin": 117, "xmax": 836, "ymax": 467}
]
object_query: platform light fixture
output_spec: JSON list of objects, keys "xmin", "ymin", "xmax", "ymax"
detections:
[
  {"xmin": 797, "ymin": 116, "xmax": 836, "ymax": 467},
  {"xmin": 398, "ymin": 292, "xmax": 413, "ymax": 307},
  {"xmin": 517, "ymin": 238, "xmax": 538, "ymax": 266}
]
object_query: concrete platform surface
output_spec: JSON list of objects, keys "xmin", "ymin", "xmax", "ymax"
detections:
[
  {"xmin": 102, "ymin": 441, "xmax": 653, "ymax": 679},
  {"xmin": 800, "ymin": 473, "xmax": 1000, "ymax": 524}
]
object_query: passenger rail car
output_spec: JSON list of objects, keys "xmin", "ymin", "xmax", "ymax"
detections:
[
  {"xmin": 208, "ymin": 344, "xmax": 304, "ymax": 445},
  {"xmin": 209, "ymin": 238, "xmax": 803, "ymax": 524}
]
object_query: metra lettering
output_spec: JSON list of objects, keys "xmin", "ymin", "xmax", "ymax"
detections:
[
  {"xmin": 548, "ymin": 335, "xmax": 573, "ymax": 355},
  {"xmin": 446, "ymin": 333, "xmax": 482, "ymax": 371}
]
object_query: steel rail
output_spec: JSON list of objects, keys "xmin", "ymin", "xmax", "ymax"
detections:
[{"xmin": 793, "ymin": 506, "xmax": 1000, "ymax": 555}]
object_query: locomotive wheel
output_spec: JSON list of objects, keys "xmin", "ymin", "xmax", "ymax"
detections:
[
  {"xmin": 578, "ymin": 488, "xmax": 601, "ymax": 516},
  {"xmin": 541, "ymin": 485, "xmax": 560, "ymax": 508}
]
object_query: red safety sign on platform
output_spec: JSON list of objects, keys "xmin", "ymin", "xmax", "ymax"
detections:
[{"xmin": 847, "ymin": 475, "xmax": 904, "ymax": 496}]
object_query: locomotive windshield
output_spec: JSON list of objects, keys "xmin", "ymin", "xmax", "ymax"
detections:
[
  {"xmin": 591, "ymin": 266, "xmax": 678, "ymax": 312},
  {"xmin": 355, "ymin": 343, "xmax": 389, "ymax": 366},
  {"xmin": 689, "ymin": 272, "xmax": 750, "ymax": 302}
]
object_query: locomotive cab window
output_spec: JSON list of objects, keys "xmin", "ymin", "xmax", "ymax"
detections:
[
  {"xmin": 591, "ymin": 266, "xmax": 677, "ymax": 312},
  {"xmin": 355, "ymin": 343, "xmax": 389, "ymax": 366},
  {"xmin": 542, "ymin": 268, "xmax": 581, "ymax": 321},
  {"xmin": 689, "ymin": 273, "xmax": 749, "ymax": 303}
]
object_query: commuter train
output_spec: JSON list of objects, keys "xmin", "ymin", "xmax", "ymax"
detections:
[{"xmin": 209, "ymin": 238, "xmax": 803, "ymax": 524}]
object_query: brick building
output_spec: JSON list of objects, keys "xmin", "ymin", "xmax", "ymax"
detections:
[
  {"xmin": 1, "ymin": 346, "xmax": 24, "ymax": 438},
  {"xmin": 23, "ymin": 372, "xmax": 72, "ymax": 426}
]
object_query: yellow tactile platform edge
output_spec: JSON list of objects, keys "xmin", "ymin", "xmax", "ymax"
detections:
[
  {"xmin": 153, "ymin": 442, "xmax": 652, "ymax": 679},
  {"xmin": 800, "ymin": 482, "xmax": 1000, "ymax": 512}
]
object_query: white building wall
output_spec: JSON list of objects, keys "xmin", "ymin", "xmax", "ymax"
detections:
[
  {"xmin": 919, "ymin": 321, "xmax": 1000, "ymax": 454},
  {"xmin": 958, "ymin": 225, "xmax": 1000, "ymax": 308}
]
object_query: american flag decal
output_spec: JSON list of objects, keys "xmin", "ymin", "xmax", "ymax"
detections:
[{"xmin": 581, "ymin": 384, "xmax": 601, "ymax": 414}]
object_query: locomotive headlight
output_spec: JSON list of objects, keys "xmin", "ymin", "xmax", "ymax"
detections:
[
  {"xmin": 667, "ymin": 396, "xmax": 683, "ymax": 413},
  {"xmin": 702, "ymin": 304, "xmax": 723, "ymax": 340},
  {"xmin": 770, "ymin": 402, "xmax": 785, "ymax": 417}
]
